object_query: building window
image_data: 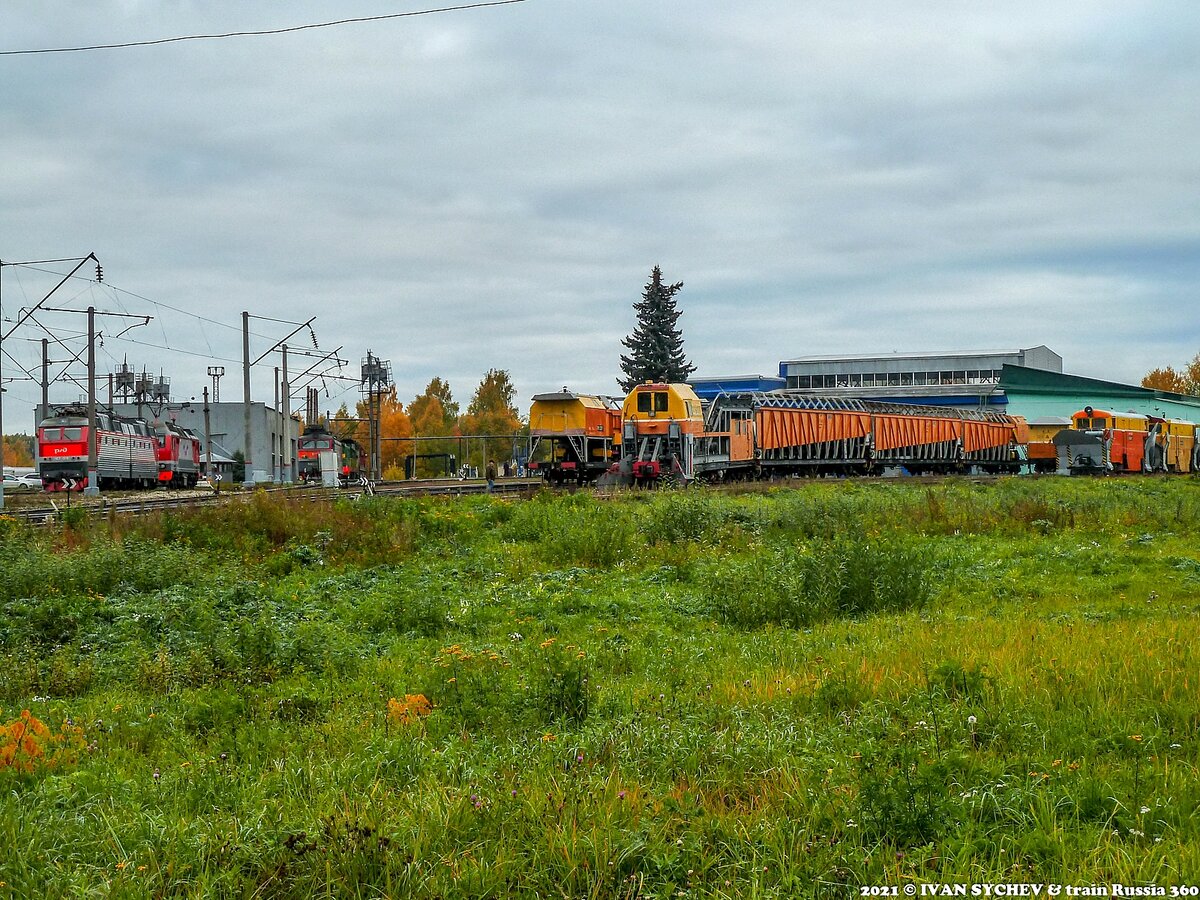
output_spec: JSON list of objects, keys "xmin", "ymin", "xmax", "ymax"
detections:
[
  {"xmin": 901, "ymin": 372, "xmax": 913, "ymax": 385},
  {"xmin": 849, "ymin": 374, "xmax": 862, "ymax": 387},
  {"xmin": 913, "ymin": 372, "xmax": 927, "ymax": 386},
  {"xmin": 888, "ymin": 373, "xmax": 901, "ymax": 386}
]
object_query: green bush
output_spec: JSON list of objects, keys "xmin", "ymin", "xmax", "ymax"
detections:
[{"xmin": 705, "ymin": 536, "xmax": 932, "ymax": 628}]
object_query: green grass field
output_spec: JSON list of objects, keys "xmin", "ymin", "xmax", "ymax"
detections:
[{"xmin": 1, "ymin": 477, "xmax": 1198, "ymax": 897}]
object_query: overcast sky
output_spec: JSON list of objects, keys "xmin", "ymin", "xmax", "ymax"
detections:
[{"xmin": 2, "ymin": 1, "xmax": 1198, "ymax": 426}]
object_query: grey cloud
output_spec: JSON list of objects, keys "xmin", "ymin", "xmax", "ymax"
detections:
[{"xmin": 1, "ymin": 1, "xmax": 1198, "ymax": 419}]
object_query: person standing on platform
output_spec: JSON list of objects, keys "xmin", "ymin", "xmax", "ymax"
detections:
[{"xmin": 486, "ymin": 458, "xmax": 497, "ymax": 492}]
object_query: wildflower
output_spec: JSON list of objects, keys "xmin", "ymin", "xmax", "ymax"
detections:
[
  {"xmin": 576, "ymin": 754, "xmax": 584, "ymax": 763},
  {"xmin": 152, "ymin": 768, "xmax": 160, "ymax": 782},
  {"xmin": 539, "ymin": 638, "xmax": 556, "ymax": 649},
  {"xmin": 743, "ymin": 679, "xmax": 751, "ymax": 687},
  {"xmin": 967, "ymin": 715, "xmax": 977, "ymax": 726},
  {"xmin": 1140, "ymin": 806, "xmax": 1151, "ymax": 814},
  {"xmin": 511, "ymin": 789, "xmax": 517, "ymax": 797},
  {"xmin": 618, "ymin": 790, "xmax": 626, "ymax": 799},
  {"xmin": 137, "ymin": 866, "xmax": 147, "ymax": 872},
  {"xmin": 116, "ymin": 861, "xmax": 128, "ymax": 871},
  {"xmin": 1129, "ymin": 734, "xmax": 1143, "ymax": 742},
  {"xmin": 1170, "ymin": 743, "xmax": 1182, "ymax": 749},
  {"xmin": 1052, "ymin": 759, "xmax": 1062, "ymax": 767},
  {"xmin": 541, "ymin": 733, "xmax": 556, "ymax": 743}
]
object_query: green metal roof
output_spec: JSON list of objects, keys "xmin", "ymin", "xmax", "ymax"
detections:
[{"xmin": 1000, "ymin": 365, "xmax": 1200, "ymax": 421}]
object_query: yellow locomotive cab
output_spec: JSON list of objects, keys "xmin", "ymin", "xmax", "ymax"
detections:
[{"xmin": 620, "ymin": 382, "xmax": 705, "ymax": 433}]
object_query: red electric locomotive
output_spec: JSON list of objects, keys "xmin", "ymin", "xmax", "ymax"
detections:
[
  {"xmin": 154, "ymin": 421, "xmax": 202, "ymax": 487},
  {"xmin": 37, "ymin": 406, "xmax": 158, "ymax": 491}
]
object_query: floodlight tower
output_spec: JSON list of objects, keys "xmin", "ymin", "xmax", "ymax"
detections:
[
  {"xmin": 207, "ymin": 366, "xmax": 225, "ymax": 403},
  {"xmin": 360, "ymin": 350, "xmax": 391, "ymax": 481}
]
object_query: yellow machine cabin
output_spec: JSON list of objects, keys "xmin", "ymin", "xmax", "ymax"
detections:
[{"xmin": 528, "ymin": 389, "xmax": 622, "ymax": 484}]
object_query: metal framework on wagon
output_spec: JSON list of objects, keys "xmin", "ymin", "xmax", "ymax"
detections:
[
  {"xmin": 697, "ymin": 390, "xmax": 1022, "ymax": 474},
  {"xmin": 713, "ymin": 391, "xmax": 1018, "ymax": 423}
]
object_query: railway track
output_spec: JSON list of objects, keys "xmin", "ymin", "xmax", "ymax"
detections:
[{"xmin": 5, "ymin": 478, "xmax": 542, "ymax": 524}]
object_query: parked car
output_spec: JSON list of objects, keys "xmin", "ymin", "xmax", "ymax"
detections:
[
  {"xmin": 3, "ymin": 472, "xmax": 29, "ymax": 491},
  {"xmin": 18, "ymin": 473, "xmax": 43, "ymax": 490}
]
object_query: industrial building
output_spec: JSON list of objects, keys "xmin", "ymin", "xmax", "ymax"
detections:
[
  {"xmin": 776, "ymin": 346, "xmax": 1063, "ymax": 408},
  {"xmin": 999, "ymin": 365, "xmax": 1200, "ymax": 423}
]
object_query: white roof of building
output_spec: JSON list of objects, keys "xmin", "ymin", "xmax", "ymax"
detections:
[{"xmin": 781, "ymin": 348, "xmax": 1039, "ymax": 365}]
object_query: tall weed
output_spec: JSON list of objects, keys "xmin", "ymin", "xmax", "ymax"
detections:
[{"xmin": 705, "ymin": 537, "xmax": 932, "ymax": 628}]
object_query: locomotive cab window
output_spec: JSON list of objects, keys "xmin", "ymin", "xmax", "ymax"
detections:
[{"xmin": 636, "ymin": 392, "xmax": 669, "ymax": 414}]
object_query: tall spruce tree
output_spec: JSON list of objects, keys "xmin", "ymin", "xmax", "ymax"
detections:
[{"xmin": 618, "ymin": 265, "xmax": 696, "ymax": 392}]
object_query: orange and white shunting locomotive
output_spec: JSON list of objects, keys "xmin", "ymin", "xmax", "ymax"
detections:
[
  {"xmin": 604, "ymin": 383, "xmax": 1027, "ymax": 485},
  {"xmin": 1053, "ymin": 406, "xmax": 1199, "ymax": 474}
]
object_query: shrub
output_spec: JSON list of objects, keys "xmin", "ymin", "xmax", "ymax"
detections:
[
  {"xmin": 706, "ymin": 536, "xmax": 932, "ymax": 629},
  {"xmin": 855, "ymin": 741, "xmax": 953, "ymax": 847},
  {"xmin": 928, "ymin": 661, "xmax": 993, "ymax": 701},
  {"xmin": 506, "ymin": 494, "xmax": 636, "ymax": 567}
]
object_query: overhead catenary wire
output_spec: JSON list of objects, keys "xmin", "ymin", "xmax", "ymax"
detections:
[{"xmin": 0, "ymin": 1, "xmax": 528, "ymax": 55}]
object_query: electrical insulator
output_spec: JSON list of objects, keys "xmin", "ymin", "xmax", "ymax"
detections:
[{"xmin": 95, "ymin": 263, "xmax": 103, "ymax": 282}]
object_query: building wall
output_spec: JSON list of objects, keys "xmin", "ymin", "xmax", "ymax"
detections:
[
  {"xmin": 772, "ymin": 346, "xmax": 1062, "ymax": 410},
  {"xmin": 778, "ymin": 346, "xmax": 1061, "ymax": 389}
]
